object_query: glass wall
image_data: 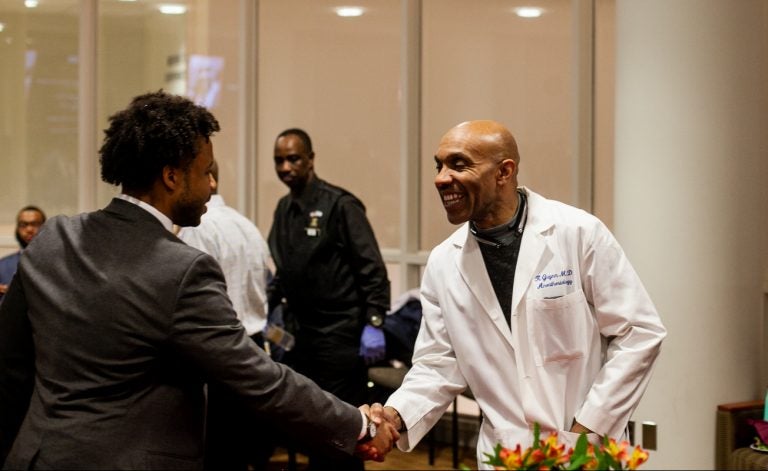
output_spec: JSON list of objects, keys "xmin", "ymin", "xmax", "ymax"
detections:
[
  {"xmin": 594, "ymin": 0, "xmax": 616, "ymax": 228},
  {"xmin": 0, "ymin": 0, "xmax": 79, "ymax": 244},
  {"xmin": 0, "ymin": 0, "xmax": 615, "ymax": 296},
  {"xmin": 420, "ymin": 0, "xmax": 577, "ymax": 249},
  {"xmin": 96, "ymin": 0, "xmax": 245, "ymax": 209},
  {"xmin": 256, "ymin": 0, "xmax": 402, "ymax": 249}
]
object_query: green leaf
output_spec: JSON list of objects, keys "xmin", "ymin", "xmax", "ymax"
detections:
[
  {"xmin": 481, "ymin": 443, "xmax": 504, "ymax": 467},
  {"xmin": 570, "ymin": 456, "xmax": 592, "ymax": 469},
  {"xmin": 573, "ymin": 432, "xmax": 589, "ymax": 456}
]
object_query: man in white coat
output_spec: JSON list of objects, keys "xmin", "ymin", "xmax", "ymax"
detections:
[{"xmin": 378, "ymin": 120, "xmax": 666, "ymax": 468}]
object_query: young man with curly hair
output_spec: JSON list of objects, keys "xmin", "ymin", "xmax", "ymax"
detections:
[{"xmin": 0, "ymin": 91, "xmax": 396, "ymax": 470}]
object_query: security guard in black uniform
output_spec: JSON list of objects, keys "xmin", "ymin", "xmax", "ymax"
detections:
[{"xmin": 268, "ymin": 128, "xmax": 390, "ymax": 471}]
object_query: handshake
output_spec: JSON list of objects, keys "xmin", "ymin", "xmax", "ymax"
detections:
[{"xmin": 354, "ymin": 403, "xmax": 404, "ymax": 462}]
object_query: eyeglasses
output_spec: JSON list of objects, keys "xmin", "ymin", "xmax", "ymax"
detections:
[{"xmin": 17, "ymin": 221, "xmax": 42, "ymax": 229}]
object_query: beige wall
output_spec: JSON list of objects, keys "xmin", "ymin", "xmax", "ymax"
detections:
[
  {"xmin": 614, "ymin": 0, "xmax": 768, "ymax": 468},
  {"xmin": 1, "ymin": 1, "xmax": 605, "ymax": 283},
  {"xmin": 256, "ymin": 0, "xmax": 403, "ymax": 249}
]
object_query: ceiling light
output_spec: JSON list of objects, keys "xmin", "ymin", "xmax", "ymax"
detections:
[
  {"xmin": 0, "ymin": 23, "xmax": 5, "ymax": 33},
  {"xmin": 24, "ymin": 0, "xmax": 39, "ymax": 8},
  {"xmin": 514, "ymin": 7, "xmax": 544, "ymax": 18},
  {"xmin": 334, "ymin": 6, "xmax": 365, "ymax": 18},
  {"xmin": 158, "ymin": 4, "xmax": 187, "ymax": 15}
]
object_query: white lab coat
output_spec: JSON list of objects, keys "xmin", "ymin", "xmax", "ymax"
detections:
[{"xmin": 385, "ymin": 188, "xmax": 666, "ymax": 469}]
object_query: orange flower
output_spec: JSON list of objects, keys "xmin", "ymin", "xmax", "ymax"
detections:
[
  {"xmin": 582, "ymin": 456, "xmax": 600, "ymax": 470},
  {"xmin": 482, "ymin": 422, "xmax": 650, "ymax": 470},
  {"xmin": 627, "ymin": 445, "xmax": 649, "ymax": 470},
  {"xmin": 543, "ymin": 435, "xmax": 568, "ymax": 465},
  {"xmin": 603, "ymin": 438, "xmax": 629, "ymax": 462},
  {"xmin": 542, "ymin": 432, "xmax": 560, "ymax": 449},
  {"xmin": 529, "ymin": 448, "xmax": 546, "ymax": 464},
  {"xmin": 501, "ymin": 445, "xmax": 524, "ymax": 469}
]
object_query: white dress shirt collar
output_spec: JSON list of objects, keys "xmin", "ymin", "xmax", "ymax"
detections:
[{"xmin": 117, "ymin": 194, "xmax": 174, "ymax": 233}]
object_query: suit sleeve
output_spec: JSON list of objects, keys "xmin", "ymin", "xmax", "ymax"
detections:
[
  {"xmin": 168, "ymin": 252, "xmax": 362, "ymax": 457},
  {"xmin": 0, "ymin": 275, "xmax": 35, "ymax": 464},
  {"xmin": 337, "ymin": 196, "xmax": 390, "ymax": 319}
]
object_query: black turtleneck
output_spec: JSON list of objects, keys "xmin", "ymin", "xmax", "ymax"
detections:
[{"xmin": 471, "ymin": 190, "xmax": 527, "ymax": 326}]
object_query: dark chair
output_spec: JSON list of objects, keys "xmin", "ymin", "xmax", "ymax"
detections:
[{"xmin": 716, "ymin": 400, "xmax": 768, "ymax": 470}]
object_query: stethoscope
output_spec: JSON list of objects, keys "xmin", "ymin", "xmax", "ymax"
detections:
[{"xmin": 470, "ymin": 190, "xmax": 528, "ymax": 249}]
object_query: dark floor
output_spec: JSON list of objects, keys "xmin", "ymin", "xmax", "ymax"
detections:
[{"xmin": 267, "ymin": 441, "xmax": 477, "ymax": 471}]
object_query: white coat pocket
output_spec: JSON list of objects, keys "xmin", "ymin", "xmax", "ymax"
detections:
[
  {"xmin": 491, "ymin": 427, "xmax": 533, "ymax": 450},
  {"xmin": 527, "ymin": 289, "xmax": 592, "ymax": 366}
]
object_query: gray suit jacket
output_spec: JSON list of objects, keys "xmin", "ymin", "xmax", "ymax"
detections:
[{"xmin": 0, "ymin": 198, "xmax": 361, "ymax": 469}]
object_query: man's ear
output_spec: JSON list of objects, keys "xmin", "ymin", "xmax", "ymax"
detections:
[
  {"xmin": 497, "ymin": 159, "xmax": 516, "ymax": 184},
  {"xmin": 162, "ymin": 165, "xmax": 180, "ymax": 192}
]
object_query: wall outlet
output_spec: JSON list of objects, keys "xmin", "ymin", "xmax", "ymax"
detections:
[{"xmin": 641, "ymin": 421, "xmax": 657, "ymax": 450}]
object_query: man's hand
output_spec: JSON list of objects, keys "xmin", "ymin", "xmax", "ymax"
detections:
[
  {"xmin": 379, "ymin": 405, "xmax": 404, "ymax": 432},
  {"xmin": 359, "ymin": 325, "xmax": 386, "ymax": 365},
  {"xmin": 355, "ymin": 404, "xmax": 400, "ymax": 461},
  {"xmin": 0, "ymin": 284, "xmax": 7, "ymax": 295},
  {"xmin": 570, "ymin": 420, "xmax": 593, "ymax": 435}
]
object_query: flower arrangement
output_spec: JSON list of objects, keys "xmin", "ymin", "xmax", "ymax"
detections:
[{"xmin": 478, "ymin": 423, "xmax": 649, "ymax": 470}]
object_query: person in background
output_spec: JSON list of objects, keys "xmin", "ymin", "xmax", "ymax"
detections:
[
  {"xmin": 0, "ymin": 91, "xmax": 397, "ymax": 469},
  {"xmin": 0, "ymin": 206, "xmax": 46, "ymax": 303},
  {"xmin": 268, "ymin": 128, "xmax": 391, "ymax": 471},
  {"xmin": 178, "ymin": 159, "xmax": 270, "ymax": 343},
  {"xmin": 177, "ymin": 159, "xmax": 273, "ymax": 470},
  {"xmin": 373, "ymin": 120, "xmax": 666, "ymax": 469}
]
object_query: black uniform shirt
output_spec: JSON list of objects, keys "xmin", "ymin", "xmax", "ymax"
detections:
[{"xmin": 268, "ymin": 177, "xmax": 390, "ymax": 331}]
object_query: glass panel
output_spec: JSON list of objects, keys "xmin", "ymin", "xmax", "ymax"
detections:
[
  {"xmin": 385, "ymin": 262, "xmax": 401, "ymax": 303},
  {"xmin": 97, "ymin": 0, "xmax": 244, "ymax": 209},
  {"xmin": 420, "ymin": 0, "xmax": 575, "ymax": 250},
  {"xmin": 256, "ymin": 0, "xmax": 402, "ymax": 249},
  {"xmin": 594, "ymin": 0, "xmax": 615, "ymax": 229},
  {"xmin": 0, "ymin": 0, "xmax": 79, "ymax": 240}
]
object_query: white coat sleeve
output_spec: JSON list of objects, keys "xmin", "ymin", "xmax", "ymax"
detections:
[
  {"xmin": 575, "ymin": 222, "xmax": 666, "ymax": 438},
  {"xmin": 384, "ymin": 261, "xmax": 468, "ymax": 451}
]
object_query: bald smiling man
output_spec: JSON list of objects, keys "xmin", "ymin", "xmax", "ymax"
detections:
[{"xmin": 372, "ymin": 120, "xmax": 666, "ymax": 470}]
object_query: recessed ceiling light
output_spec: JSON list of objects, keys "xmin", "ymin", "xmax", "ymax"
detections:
[
  {"xmin": 24, "ymin": 0, "xmax": 39, "ymax": 8},
  {"xmin": 158, "ymin": 4, "xmax": 187, "ymax": 15},
  {"xmin": 514, "ymin": 7, "xmax": 544, "ymax": 18},
  {"xmin": 334, "ymin": 6, "xmax": 365, "ymax": 18},
  {"xmin": 0, "ymin": 23, "xmax": 5, "ymax": 32}
]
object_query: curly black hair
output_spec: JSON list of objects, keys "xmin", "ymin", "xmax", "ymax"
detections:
[{"xmin": 99, "ymin": 91, "xmax": 220, "ymax": 191}]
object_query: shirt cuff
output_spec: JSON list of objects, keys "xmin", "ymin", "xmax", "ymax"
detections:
[{"xmin": 358, "ymin": 410, "xmax": 368, "ymax": 440}]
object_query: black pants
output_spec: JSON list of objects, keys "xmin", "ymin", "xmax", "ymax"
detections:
[{"xmin": 283, "ymin": 333, "xmax": 367, "ymax": 471}]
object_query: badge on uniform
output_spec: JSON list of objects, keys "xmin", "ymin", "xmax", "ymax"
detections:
[{"xmin": 306, "ymin": 210, "xmax": 323, "ymax": 237}]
